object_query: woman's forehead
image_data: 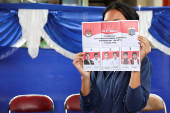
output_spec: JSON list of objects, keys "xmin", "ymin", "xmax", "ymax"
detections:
[{"xmin": 104, "ymin": 9, "xmax": 126, "ymax": 21}]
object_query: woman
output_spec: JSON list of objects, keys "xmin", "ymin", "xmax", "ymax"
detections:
[{"xmin": 73, "ymin": 2, "xmax": 152, "ymax": 113}]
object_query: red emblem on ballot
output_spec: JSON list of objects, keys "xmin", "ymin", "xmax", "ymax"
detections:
[{"xmin": 85, "ymin": 29, "xmax": 92, "ymax": 37}]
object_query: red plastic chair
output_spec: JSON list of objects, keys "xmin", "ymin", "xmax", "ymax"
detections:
[
  {"xmin": 8, "ymin": 94, "xmax": 54, "ymax": 113},
  {"xmin": 64, "ymin": 94, "xmax": 81, "ymax": 113},
  {"xmin": 142, "ymin": 94, "xmax": 167, "ymax": 113},
  {"xmin": 65, "ymin": 93, "xmax": 167, "ymax": 113},
  {"xmin": 64, "ymin": 94, "xmax": 96, "ymax": 113}
]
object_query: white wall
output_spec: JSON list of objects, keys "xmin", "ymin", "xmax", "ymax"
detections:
[{"xmin": 137, "ymin": 0, "xmax": 162, "ymax": 6}]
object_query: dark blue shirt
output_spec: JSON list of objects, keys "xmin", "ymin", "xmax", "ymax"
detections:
[{"xmin": 80, "ymin": 56, "xmax": 152, "ymax": 113}]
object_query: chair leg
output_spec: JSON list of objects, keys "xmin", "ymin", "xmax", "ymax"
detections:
[{"xmin": 64, "ymin": 109, "xmax": 67, "ymax": 113}]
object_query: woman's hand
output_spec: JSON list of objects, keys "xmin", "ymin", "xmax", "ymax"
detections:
[
  {"xmin": 138, "ymin": 36, "xmax": 151, "ymax": 63},
  {"xmin": 73, "ymin": 52, "xmax": 91, "ymax": 78},
  {"xmin": 73, "ymin": 52, "xmax": 91, "ymax": 96},
  {"xmin": 130, "ymin": 36, "xmax": 151, "ymax": 89}
]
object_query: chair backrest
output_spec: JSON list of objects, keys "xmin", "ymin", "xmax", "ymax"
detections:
[
  {"xmin": 64, "ymin": 94, "xmax": 81, "ymax": 113},
  {"xmin": 142, "ymin": 94, "xmax": 167, "ymax": 113},
  {"xmin": 8, "ymin": 94, "xmax": 54, "ymax": 113},
  {"xmin": 65, "ymin": 94, "xmax": 167, "ymax": 113}
]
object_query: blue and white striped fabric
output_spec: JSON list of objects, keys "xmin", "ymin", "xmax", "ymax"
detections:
[{"xmin": 0, "ymin": 3, "xmax": 170, "ymax": 59}]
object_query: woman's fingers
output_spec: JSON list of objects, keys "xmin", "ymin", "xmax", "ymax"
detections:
[
  {"xmin": 73, "ymin": 58, "xmax": 79, "ymax": 66},
  {"xmin": 138, "ymin": 36, "xmax": 149, "ymax": 46},
  {"xmin": 73, "ymin": 57, "xmax": 83, "ymax": 64},
  {"xmin": 138, "ymin": 36, "xmax": 151, "ymax": 54},
  {"xmin": 138, "ymin": 41, "xmax": 151, "ymax": 54},
  {"xmin": 148, "ymin": 45, "xmax": 151, "ymax": 53},
  {"xmin": 73, "ymin": 52, "xmax": 84, "ymax": 60},
  {"xmin": 138, "ymin": 41, "xmax": 146, "ymax": 50},
  {"xmin": 73, "ymin": 56, "xmax": 83, "ymax": 61},
  {"xmin": 73, "ymin": 59, "xmax": 82, "ymax": 68},
  {"xmin": 77, "ymin": 52, "xmax": 85, "ymax": 56},
  {"xmin": 138, "ymin": 36, "xmax": 152, "ymax": 62}
]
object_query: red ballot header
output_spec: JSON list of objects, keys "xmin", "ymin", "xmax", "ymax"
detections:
[
  {"xmin": 82, "ymin": 20, "xmax": 138, "ymax": 35},
  {"xmin": 101, "ymin": 21, "xmax": 120, "ymax": 34},
  {"xmin": 82, "ymin": 22, "xmax": 101, "ymax": 36},
  {"xmin": 120, "ymin": 21, "xmax": 138, "ymax": 33}
]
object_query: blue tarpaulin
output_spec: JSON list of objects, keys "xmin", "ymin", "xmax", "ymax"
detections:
[{"xmin": 0, "ymin": 47, "xmax": 169, "ymax": 113}]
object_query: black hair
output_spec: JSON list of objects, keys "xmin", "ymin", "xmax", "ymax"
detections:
[
  {"xmin": 123, "ymin": 52, "xmax": 128, "ymax": 55},
  {"xmin": 85, "ymin": 53, "xmax": 90, "ymax": 56},
  {"xmin": 103, "ymin": 2, "xmax": 139, "ymax": 21},
  {"xmin": 113, "ymin": 52, "xmax": 117, "ymax": 55},
  {"xmin": 104, "ymin": 52, "xmax": 109, "ymax": 56},
  {"xmin": 132, "ymin": 52, "xmax": 137, "ymax": 56},
  {"xmin": 94, "ymin": 53, "xmax": 98, "ymax": 56}
]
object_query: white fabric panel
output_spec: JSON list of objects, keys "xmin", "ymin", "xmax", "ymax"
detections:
[
  {"xmin": 147, "ymin": 34, "xmax": 170, "ymax": 55},
  {"xmin": 17, "ymin": 9, "xmax": 48, "ymax": 59},
  {"xmin": 12, "ymin": 36, "xmax": 26, "ymax": 48},
  {"xmin": 137, "ymin": 11, "xmax": 153, "ymax": 38}
]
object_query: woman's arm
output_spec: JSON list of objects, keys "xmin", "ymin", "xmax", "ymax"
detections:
[
  {"xmin": 73, "ymin": 53, "xmax": 99, "ymax": 112},
  {"xmin": 81, "ymin": 75, "xmax": 91, "ymax": 96},
  {"xmin": 129, "ymin": 71, "xmax": 140, "ymax": 89},
  {"xmin": 124, "ymin": 36, "xmax": 152, "ymax": 112},
  {"xmin": 129, "ymin": 36, "xmax": 151, "ymax": 89},
  {"xmin": 125, "ymin": 57, "xmax": 152, "ymax": 112},
  {"xmin": 73, "ymin": 52, "xmax": 91, "ymax": 96}
]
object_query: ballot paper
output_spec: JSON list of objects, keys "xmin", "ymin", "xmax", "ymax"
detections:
[{"xmin": 82, "ymin": 20, "xmax": 140, "ymax": 71}]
